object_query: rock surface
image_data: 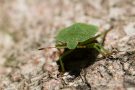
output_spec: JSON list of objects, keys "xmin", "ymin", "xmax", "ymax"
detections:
[{"xmin": 0, "ymin": 0, "xmax": 135, "ymax": 90}]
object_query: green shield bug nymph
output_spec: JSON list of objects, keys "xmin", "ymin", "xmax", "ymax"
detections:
[
  {"xmin": 56, "ymin": 23, "xmax": 98, "ymax": 49},
  {"xmin": 55, "ymin": 23, "xmax": 109, "ymax": 72}
]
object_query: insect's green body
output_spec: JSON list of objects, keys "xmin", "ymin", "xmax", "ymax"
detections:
[
  {"xmin": 56, "ymin": 23, "xmax": 108, "ymax": 72},
  {"xmin": 56, "ymin": 23, "xmax": 98, "ymax": 49}
]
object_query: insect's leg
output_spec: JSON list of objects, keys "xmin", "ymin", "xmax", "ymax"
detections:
[
  {"xmin": 59, "ymin": 57, "xmax": 65, "ymax": 72},
  {"xmin": 58, "ymin": 49, "xmax": 74, "ymax": 72},
  {"xmin": 81, "ymin": 29, "xmax": 111, "ymax": 46},
  {"xmin": 87, "ymin": 43, "xmax": 109, "ymax": 56}
]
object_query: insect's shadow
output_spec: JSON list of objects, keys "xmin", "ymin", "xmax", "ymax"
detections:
[{"xmin": 57, "ymin": 48, "xmax": 99, "ymax": 76}]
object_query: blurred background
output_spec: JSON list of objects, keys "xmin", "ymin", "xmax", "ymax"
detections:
[{"xmin": 0, "ymin": 0, "xmax": 135, "ymax": 89}]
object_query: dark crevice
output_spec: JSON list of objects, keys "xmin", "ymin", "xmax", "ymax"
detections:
[{"xmin": 57, "ymin": 47, "xmax": 99, "ymax": 76}]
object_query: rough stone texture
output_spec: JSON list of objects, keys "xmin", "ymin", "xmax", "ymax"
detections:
[
  {"xmin": 0, "ymin": 0, "xmax": 135, "ymax": 90},
  {"xmin": 85, "ymin": 34, "xmax": 135, "ymax": 90}
]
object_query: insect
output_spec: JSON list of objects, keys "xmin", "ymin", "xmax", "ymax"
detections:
[{"xmin": 55, "ymin": 23, "xmax": 109, "ymax": 72}]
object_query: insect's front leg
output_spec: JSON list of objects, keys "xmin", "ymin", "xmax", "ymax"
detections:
[
  {"xmin": 58, "ymin": 49, "xmax": 74, "ymax": 72},
  {"xmin": 56, "ymin": 44, "xmax": 75, "ymax": 72}
]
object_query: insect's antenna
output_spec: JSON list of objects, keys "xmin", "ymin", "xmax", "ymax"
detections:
[
  {"xmin": 101, "ymin": 25, "xmax": 114, "ymax": 45},
  {"xmin": 38, "ymin": 47, "xmax": 57, "ymax": 50}
]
